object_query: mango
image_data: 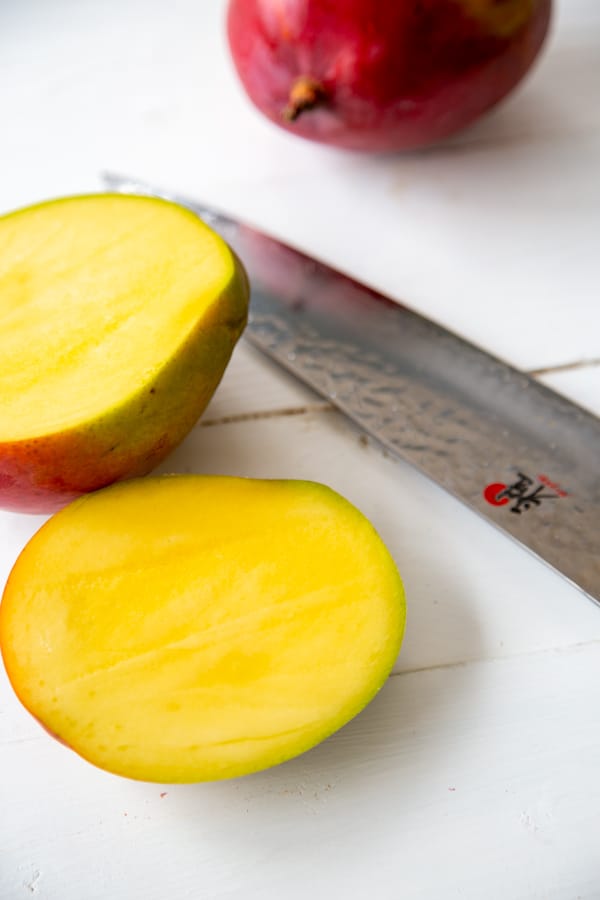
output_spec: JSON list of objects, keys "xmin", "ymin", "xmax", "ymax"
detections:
[
  {"xmin": 0, "ymin": 475, "xmax": 406, "ymax": 782},
  {"xmin": 0, "ymin": 194, "xmax": 248, "ymax": 513},
  {"xmin": 227, "ymin": 0, "xmax": 551, "ymax": 152}
]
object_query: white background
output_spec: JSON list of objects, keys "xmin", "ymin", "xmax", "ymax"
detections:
[{"xmin": 1, "ymin": 2, "xmax": 599, "ymax": 898}]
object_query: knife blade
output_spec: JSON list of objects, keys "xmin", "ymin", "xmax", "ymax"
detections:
[{"xmin": 102, "ymin": 173, "xmax": 600, "ymax": 605}]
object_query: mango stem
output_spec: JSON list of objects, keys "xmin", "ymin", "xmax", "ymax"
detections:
[{"xmin": 282, "ymin": 77, "xmax": 326, "ymax": 122}]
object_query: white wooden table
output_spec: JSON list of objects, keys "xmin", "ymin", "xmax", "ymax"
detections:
[{"xmin": 1, "ymin": 2, "xmax": 599, "ymax": 897}]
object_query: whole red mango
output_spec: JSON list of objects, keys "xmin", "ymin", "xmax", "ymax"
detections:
[{"xmin": 226, "ymin": 0, "xmax": 552, "ymax": 152}]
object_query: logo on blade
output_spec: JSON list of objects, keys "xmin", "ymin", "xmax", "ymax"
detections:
[{"xmin": 483, "ymin": 472, "xmax": 568, "ymax": 515}]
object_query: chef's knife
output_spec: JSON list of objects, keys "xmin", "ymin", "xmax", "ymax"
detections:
[{"xmin": 103, "ymin": 173, "xmax": 600, "ymax": 605}]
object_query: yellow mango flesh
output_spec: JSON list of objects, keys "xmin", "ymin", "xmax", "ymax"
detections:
[
  {"xmin": 0, "ymin": 476, "xmax": 405, "ymax": 782},
  {"xmin": 0, "ymin": 195, "xmax": 248, "ymax": 512}
]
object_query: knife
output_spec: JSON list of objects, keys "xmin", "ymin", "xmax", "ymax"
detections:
[{"xmin": 102, "ymin": 173, "xmax": 600, "ymax": 605}]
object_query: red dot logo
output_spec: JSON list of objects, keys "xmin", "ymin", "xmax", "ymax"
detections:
[{"xmin": 483, "ymin": 482, "xmax": 509, "ymax": 506}]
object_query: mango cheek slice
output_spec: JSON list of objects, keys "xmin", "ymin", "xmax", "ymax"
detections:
[
  {"xmin": 0, "ymin": 194, "xmax": 248, "ymax": 513},
  {"xmin": 0, "ymin": 475, "xmax": 406, "ymax": 783}
]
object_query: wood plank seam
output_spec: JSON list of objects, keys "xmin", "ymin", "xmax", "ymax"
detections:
[
  {"xmin": 200, "ymin": 403, "xmax": 335, "ymax": 427},
  {"xmin": 528, "ymin": 357, "xmax": 600, "ymax": 377},
  {"xmin": 390, "ymin": 636, "xmax": 600, "ymax": 679}
]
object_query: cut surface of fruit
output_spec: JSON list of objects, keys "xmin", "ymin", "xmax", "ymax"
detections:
[
  {"xmin": 0, "ymin": 194, "xmax": 248, "ymax": 512},
  {"xmin": 0, "ymin": 475, "xmax": 406, "ymax": 783},
  {"xmin": 0, "ymin": 194, "xmax": 237, "ymax": 440}
]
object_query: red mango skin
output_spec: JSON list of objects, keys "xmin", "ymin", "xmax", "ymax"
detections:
[
  {"xmin": 0, "ymin": 409, "xmax": 183, "ymax": 515},
  {"xmin": 226, "ymin": 0, "xmax": 552, "ymax": 152}
]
